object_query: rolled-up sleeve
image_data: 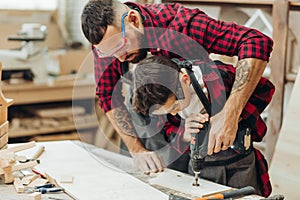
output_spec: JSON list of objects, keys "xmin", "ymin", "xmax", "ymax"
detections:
[
  {"xmin": 93, "ymin": 48, "xmax": 124, "ymax": 112},
  {"xmin": 188, "ymin": 13, "xmax": 273, "ymax": 61}
]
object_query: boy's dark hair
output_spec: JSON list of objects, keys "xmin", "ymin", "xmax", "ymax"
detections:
[
  {"xmin": 81, "ymin": 0, "xmax": 114, "ymax": 44},
  {"xmin": 133, "ymin": 56, "xmax": 181, "ymax": 116}
]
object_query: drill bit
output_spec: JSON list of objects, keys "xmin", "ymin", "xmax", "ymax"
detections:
[{"xmin": 192, "ymin": 171, "xmax": 200, "ymax": 186}]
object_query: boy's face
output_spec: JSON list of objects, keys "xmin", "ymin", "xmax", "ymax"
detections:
[{"xmin": 152, "ymin": 73, "xmax": 191, "ymax": 116}]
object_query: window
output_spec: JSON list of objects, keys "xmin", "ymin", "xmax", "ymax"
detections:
[{"xmin": 0, "ymin": 0, "xmax": 58, "ymax": 10}]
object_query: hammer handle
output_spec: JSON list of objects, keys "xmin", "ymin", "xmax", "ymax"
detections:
[{"xmin": 193, "ymin": 186, "xmax": 255, "ymax": 200}]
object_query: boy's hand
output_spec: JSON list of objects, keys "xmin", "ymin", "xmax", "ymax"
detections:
[{"xmin": 182, "ymin": 113, "xmax": 209, "ymax": 142}]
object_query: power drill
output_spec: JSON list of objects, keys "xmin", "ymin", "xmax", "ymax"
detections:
[
  {"xmin": 190, "ymin": 121, "xmax": 210, "ymax": 186},
  {"xmin": 171, "ymin": 58, "xmax": 212, "ymax": 186}
]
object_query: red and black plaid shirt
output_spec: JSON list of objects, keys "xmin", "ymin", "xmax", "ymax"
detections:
[
  {"xmin": 161, "ymin": 61, "xmax": 274, "ymax": 197},
  {"xmin": 92, "ymin": 2, "xmax": 274, "ymax": 197}
]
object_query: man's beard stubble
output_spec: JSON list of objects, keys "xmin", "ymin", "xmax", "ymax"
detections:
[
  {"xmin": 128, "ymin": 30, "xmax": 148, "ymax": 64},
  {"xmin": 130, "ymin": 49, "xmax": 148, "ymax": 64}
]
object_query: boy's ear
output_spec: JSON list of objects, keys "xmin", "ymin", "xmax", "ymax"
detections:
[
  {"xmin": 127, "ymin": 10, "xmax": 141, "ymax": 28},
  {"xmin": 179, "ymin": 73, "xmax": 191, "ymax": 85}
]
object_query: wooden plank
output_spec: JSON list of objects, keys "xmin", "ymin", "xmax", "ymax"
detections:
[
  {"xmin": 269, "ymin": 69, "xmax": 300, "ymax": 200},
  {"xmin": 4, "ymin": 141, "xmax": 36, "ymax": 153},
  {"xmin": 0, "ymin": 161, "xmax": 38, "ymax": 175},
  {"xmin": 0, "ymin": 121, "xmax": 8, "ymax": 138},
  {"xmin": 13, "ymin": 177, "xmax": 25, "ymax": 193},
  {"xmin": 28, "ymin": 141, "xmax": 168, "ymax": 200},
  {"xmin": 0, "ymin": 62, "xmax": 14, "ymax": 124},
  {"xmin": 265, "ymin": 0, "xmax": 289, "ymax": 165},
  {"xmin": 149, "ymin": 169, "xmax": 231, "ymax": 197},
  {"xmin": 0, "ymin": 132, "xmax": 8, "ymax": 149},
  {"xmin": 290, "ymin": 1, "xmax": 300, "ymax": 10}
]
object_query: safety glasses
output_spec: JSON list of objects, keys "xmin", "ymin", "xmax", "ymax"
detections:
[{"xmin": 94, "ymin": 12, "xmax": 129, "ymax": 58}]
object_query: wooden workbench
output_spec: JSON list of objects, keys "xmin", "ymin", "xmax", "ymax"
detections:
[{"xmin": 0, "ymin": 141, "xmax": 265, "ymax": 200}]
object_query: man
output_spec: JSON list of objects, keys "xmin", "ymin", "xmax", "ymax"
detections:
[
  {"xmin": 81, "ymin": 0, "xmax": 273, "ymax": 196},
  {"xmin": 132, "ymin": 55, "xmax": 275, "ymax": 196}
]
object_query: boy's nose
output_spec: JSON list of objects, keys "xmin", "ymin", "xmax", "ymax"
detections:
[{"xmin": 115, "ymin": 53, "xmax": 127, "ymax": 62}]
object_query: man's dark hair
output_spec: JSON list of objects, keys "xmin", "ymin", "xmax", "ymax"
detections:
[
  {"xmin": 133, "ymin": 56, "xmax": 181, "ymax": 116},
  {"xmin": 81, "ymin": 0, "xmax": 114, "ymax": 44}
]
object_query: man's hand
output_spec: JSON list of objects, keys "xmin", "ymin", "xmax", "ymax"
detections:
[
  {"xmin": 207, "ymin": 110, "xmax": 239, "ymax": 155},
  {"xmin": 182, "ymin": 113, "xmax": 209, "ymax": 142},
  {"xmin": 207, "ymin": 58, "xmax": 267, "ymax": 155},
  {"xmin": 131, "ymin": 150, "xmax": 166, "ymax": 175}
]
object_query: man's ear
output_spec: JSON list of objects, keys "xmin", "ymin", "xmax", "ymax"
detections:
[{"xmin": 127, "ymin": 10, "xmax": 142, "ymax": 28}]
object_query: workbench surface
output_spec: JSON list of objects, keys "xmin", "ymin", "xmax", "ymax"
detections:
[{"xmin": 0, "ymin": 141, "xmax": 263, "ymax": 200}]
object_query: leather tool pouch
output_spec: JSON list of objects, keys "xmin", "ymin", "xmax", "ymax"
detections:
[
  {"xmin": 231, "ymin": 124, "xmax": 252, "ymax": 155},
  {"xmin": 196, "ymin": 123, "xmax": 252, "ymax": 162},
  {"xmin": 201, "ymin": 123, "xmax": 253, "ymax": 166}
]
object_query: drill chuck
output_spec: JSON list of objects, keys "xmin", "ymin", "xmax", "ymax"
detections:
[{"xmin": 191, "ymin": 158, "xmax": 205, "ymax": 173}]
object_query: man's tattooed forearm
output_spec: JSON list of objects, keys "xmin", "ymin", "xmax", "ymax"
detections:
[
  {"xmin": 232, "ymin": 60, "xmax": 250, "ymax": 94},
  {"xmin": 112, "ymin": 106, "xmax": 136, "ymax": 136}
]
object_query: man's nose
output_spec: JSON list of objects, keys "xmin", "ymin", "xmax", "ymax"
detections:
[{"xmin": 115, "ymin": 53, "xmax": 127, "ymax": 62}]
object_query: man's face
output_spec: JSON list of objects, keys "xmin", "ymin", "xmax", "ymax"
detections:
[{"xmin": 94, "ymin": 23, "xmax": 147, "ymax": 63}]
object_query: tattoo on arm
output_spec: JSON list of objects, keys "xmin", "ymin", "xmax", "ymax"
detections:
[
  {"xmin": 112, "ymin": 106, "xmax": 136, "ymax": 136},
  {"xmin": 232, "ymin": 60, "xmax": 250, "ymax": 94}
]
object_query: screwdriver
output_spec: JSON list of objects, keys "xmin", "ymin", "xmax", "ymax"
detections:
[
  {"xmin": 25, "ymin": 187, "xmax": 64, "ymax": 194},
  {"xmin": 37, "ymin": 187, "xmax": 64, "ymax": 194}
]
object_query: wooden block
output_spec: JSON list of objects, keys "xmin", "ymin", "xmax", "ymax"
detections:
[
  {"xmin": 45, "ymin": 172, "xmax": 59, "ymax": 186},
  {"xmin": 12, "ymin": 160, "xmax": 38, "ymax": 172},
  {"xmin": 27, "ymin": 177, "xmax": 48, "ymax": 187},
  {"xmin": 0, "ymin": 63, "xmax": 14, "ymax": 125},
  {"xmin": 5, "ymin": 141, "xmax": 36, "ymax": 153},
  {"xmin": 0, "ymin": 132, "xmax": 9, "ymax": 150},
  {"xmin": 13, "ymin": 177, "xmax": 25, "ymax": 193},
  {"xmin": 27, "ymin": 192, "xmax": 42, "ymax": 200},
  {"xmin": 2, "ymin": 166, "xmax": 14, "ymax": 183},
  {"xmin": 0, "ymin": 144, "xmax": 7, "ymax": 150},
  {"xmin": 0, "ymin": 121, "xmax": 9, "ymax": 137},
  {"xmin": 31, "ymin": 145, "xmax": 45, "ymax": 160},
  {"xmin": 60, "ymin": 174, "xmax": 73, "ymax": 183},
  {"xmin": 0, "ymin": 151, "xmax": 15, "ymax": 168},
  {"xmin": 21, "ymin": 174, "xmax": 39, "ymax": 185}
]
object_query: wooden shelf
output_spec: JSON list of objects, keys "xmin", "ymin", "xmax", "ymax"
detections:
[
  {"xmin": 1, "ymin": 76, "xmax": 95, "ymax": 105},
  {"xmin": 2, "ymin": 74, "xmax": 98, "ymax": 140},
  {"xmin": 9, "ymin": 121, "xmax": 98, "ymax": 138},
  {"xmin": 290, "ymin": 1, "xmax": 300, "ymax": 10}
]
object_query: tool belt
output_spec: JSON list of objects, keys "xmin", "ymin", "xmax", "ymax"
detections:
[{"xmin": 202, "ymin": 124, "xmax": 253, "ymax": 167}]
